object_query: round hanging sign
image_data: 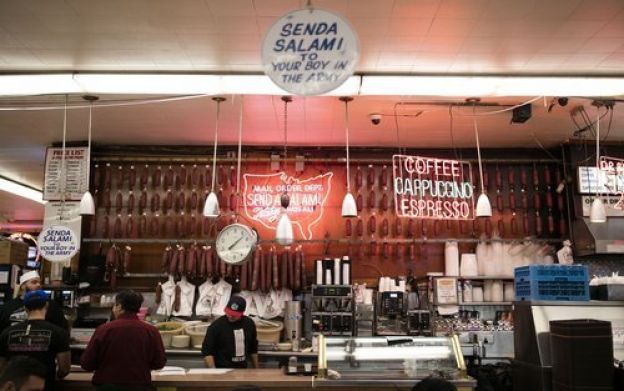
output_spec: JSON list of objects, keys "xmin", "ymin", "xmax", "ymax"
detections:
[
  {"xmin": 261, "ymin": 8, "xmax": 360, "ymax": 96},
  {"xmin": 37, "ymin": 224, "xmax": 79, "ymax": 263}
]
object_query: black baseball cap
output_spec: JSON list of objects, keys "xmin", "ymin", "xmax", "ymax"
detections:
[{"xmin": 224, "ymin": 295, "xmax": 246, "ymax": 318}]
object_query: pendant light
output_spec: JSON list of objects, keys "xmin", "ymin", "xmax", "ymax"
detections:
[
  {"xmin": 472, "ymin": 103, "xmax": 492, "ymax": 217},
  {"xmin": 590, "ymin": 108, "xmax": 607, "ymax": 223},
  {"xmin": 276, "ymin": 96, "xmax": 294, "ymax": 246},
  {"xmin": 340, "ymin": 96, "xmax": 357, "ymax": 217},
  {"xmin": 79, "ymin": 95, "xmax": 99, "ymax": 215},
  {"xmin": 203, "ymin": 96, "xmax": 226, "ymax": 218}
]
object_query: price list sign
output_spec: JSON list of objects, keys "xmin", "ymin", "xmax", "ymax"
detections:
[{"xmin": 43, "ymin": 147, "xmax": 89, "ymax": 201}]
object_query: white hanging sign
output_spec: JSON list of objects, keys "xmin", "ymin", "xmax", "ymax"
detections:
[
  {"xmin": 261, "ymin": 8, "xmax": 360, "ymax": 96},
  {"xmin": 43, "ymin": 147, "xmax": 89, "ymax": 201},
  {"xmin": 37, "ymin": 224, "xmax": 79, "ymax": 263}
]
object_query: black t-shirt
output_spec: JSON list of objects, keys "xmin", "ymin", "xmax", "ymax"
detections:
[
  {"xmin": 0, "ymin": 298, "xmax": 68, "ymax": 334},
  {"xmin": 201, "ymin": 315, "xmax": 258, "ymax": 368},
  {"xmin": 0, "ymin": 319, "xmax": 70, "ymax": 391}
]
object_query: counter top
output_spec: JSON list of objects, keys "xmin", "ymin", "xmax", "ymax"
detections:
[
  {"xmin": 61, "ymin": 369, "xmax": 476, "ymax": 390},
  {"xmin": 514, "ymin": 300, "xmax": 624, "ymax": 306},
  {"xmin": 70, "ymin": 344, "xmax": 317, "ymax": 357},
  {"xmin": 62, "ymin": 369, "xmax": 311, "ymax": 388}
]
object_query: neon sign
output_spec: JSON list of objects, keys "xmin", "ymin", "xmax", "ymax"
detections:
[
  {"xmin": 242, "ymin": 171, "xmax": 333, "ymax": 239},
  {"xmin": 392, "ymin": 154, "xmax": 475, "ymax": 220}
]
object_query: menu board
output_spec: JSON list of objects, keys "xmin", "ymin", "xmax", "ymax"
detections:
[{"xmin": 43, "ymin": 147, "xmax": 89, "ymax": 201}]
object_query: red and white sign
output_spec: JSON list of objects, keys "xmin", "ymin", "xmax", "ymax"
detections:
[
  {"xmin": 392, "ymin": 154, "xmax": 474, "ymax": 220},
  {"xmin": 243, "ymin": 171, "xmax": 333, "ymax": 239}
]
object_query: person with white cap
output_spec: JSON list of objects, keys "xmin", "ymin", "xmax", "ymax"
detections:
[{"xmin": 0, "ymin": 270, "xmax": 68, "ymax": 334}]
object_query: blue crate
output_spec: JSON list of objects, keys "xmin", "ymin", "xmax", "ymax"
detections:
[{"xmin": 514, "ymin": 264, "xmax": 589, "ymax": 301}]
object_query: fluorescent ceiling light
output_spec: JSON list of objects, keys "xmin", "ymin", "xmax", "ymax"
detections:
[
  {"xmin": 0, "ymin": 177, "xmax": 44, "ymax": 204},
  {"xmin": 0, "ymin": 73, "xmax": 623, "ymax": 97},
  {"xmin": 0, "ymin": 74, "xmax": 80, "ymax": 96},
  {"xmin": 360, "ymin": 75, "xmax": 624, "ymax": 97},
  {"xmin": 74, "ymin": 74, "xmax": 221, "ymax": 95}
]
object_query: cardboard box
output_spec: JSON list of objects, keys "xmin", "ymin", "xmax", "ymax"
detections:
[{"xmin": 0, "ymin": 240, "xmax": 28, "ymax": 266}]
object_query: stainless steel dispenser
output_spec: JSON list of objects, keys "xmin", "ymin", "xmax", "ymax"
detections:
[{"xmin": 285, "ymin": 301, "xmax": 303, "ymax": 351}]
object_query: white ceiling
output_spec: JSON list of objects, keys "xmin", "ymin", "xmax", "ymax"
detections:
[{"xmin": 0, "ymin": 0, "xmax": 623, "ymax": 226}]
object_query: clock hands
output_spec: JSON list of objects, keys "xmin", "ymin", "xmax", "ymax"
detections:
[{"xmin": 228, "ymin": 235, "xmax": 244, "ymax": 250}]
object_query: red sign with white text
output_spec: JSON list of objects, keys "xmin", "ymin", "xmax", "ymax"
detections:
[
  {"xmin": 392, "ymin": 154, "xmax": 475, "ymax": 220},
  {"xmin": 243, "ymin": 172, "xmax": 333, "ymax": 240}
]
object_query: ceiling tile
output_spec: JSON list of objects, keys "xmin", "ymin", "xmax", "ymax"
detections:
[
  {"xmin": 459, "ymin": 37, "xmax": 502, "ymax": 54},
  {"xmin": 524, "ymin": 53, "xmax": 570, "ymax": 69},
  {"xmin": 148, "ymin": 49, "xmax": 192, "ymax": 65},
  {"xmin": 392, "ymin": 0, "xmax": 441, "ymax": 19},
  {"xmin": 563, "ymin": 52, "xmax": 611, "ymax": 68},
  {"xmin": 418, "ymin": 36, "xmax": 464, "ymax": 53},
  {"xmin": 349, "ymin": 17, "xmax": 390, "ymax": 37},
  {"xmin": 569, "ymin": 0, "xmax": 624, "ymax": 21},
  {"xmin": 387, "ymin": 18, "xmax": 433, "ymax": 36},
  {"xmin": 347, "ymin": 0, "xmax": 394, "ymax": 18},
  {"xmin": 0, "ymin": 48, "xmax": 44, "ymax": 65},
  {"xmin": 226, "ymin": 51, "xmax": 261, "ymax": 65},
  {"xmin": 0, "ymin": 31, "xmax": 25, "ymax": 48},
  {"xmin": 219, "ymin": 35, "xmax": 261, "ymax": 51},
  {"xmin": 536, "ymin": 38, "xmax": 588, "ymax": 54},
  {"xmin": 596, "ymin": 14, "xmax": 624, "ymax": 37},
  {"xmin": 177, "ymin": 33, "xmax": 222, "ymax": 51},
  {"xmin": 0, "ymin": 14, "xmax": 48, "ymax": 34},
  {"xmin": 580, "ymin": 37, "xmax": 624, "ymax": 52},
  {"xmin": 553, "ymin": 20, "xmax": 608, "ymax": 38},
  {"xmin": 427, "ymin": 18, "xmax": 477, "ymax": 37},
  {"xmin": 206, "ymin": 0, "xmax": 255, "ymax": 16},
  {"xmin": 524, "ymin": 0, "xmax": 582, "ymax": 19},
  {"xmin": 381, "ymin": 36, "xmax": 423, "ymax": 52},
  {"xmin": 436, "ymin": 0, "xmax": 488, "ymax": 19},
  {"xmin": 480, "ymin": 0, "xmax": 537, "ymax": 19},
  {"xmin": 312, "ymin": 0, "xmax": 349, "ymax": 15},
  {"xmin": 598, "ymin": 52, "xmax": 624, "ymax": 67},
  {"xmin": 253, "ymin": 0, "xmax": 299, "ymax": 17},
  {"xmin": 377, "ymin": 51, "xmax": 416, "ymax": 66},
  {"xmin": 212, "ymin": 17, "xmax": 260, "ymax": 35}
]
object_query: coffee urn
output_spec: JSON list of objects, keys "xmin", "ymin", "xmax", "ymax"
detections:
[{"xmin": 285, "ymin": 301, "xmax": 303, "ymax": 351}]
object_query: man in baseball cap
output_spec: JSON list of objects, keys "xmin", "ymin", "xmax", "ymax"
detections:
[
  {"xmin": 0, "ymin": 270, "xmax": 67, "ymax": 334},
  {"xmin": 0, "ymin": 289, "xmax": 70, "ymax": 391},
  {"xmin": 201, "ymin": 296, "xmax": 259, "ymax": 369}
]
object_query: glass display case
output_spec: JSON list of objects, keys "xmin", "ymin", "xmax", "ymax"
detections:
[{"xmin": 317, "ymin": 335, "xmax": 467, "ymax": 382}]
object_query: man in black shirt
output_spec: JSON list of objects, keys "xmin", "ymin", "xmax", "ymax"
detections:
[
  {"xmin": 202, "ymin": 296, "xmax": 259, "ymax": 369},
  {"xmin": 0, "ymin": 271, "xmax": 68, "ymax": 334},
  {"xmin": 0, "ymin": 290, "xmax": 70, "ymax": 391}
]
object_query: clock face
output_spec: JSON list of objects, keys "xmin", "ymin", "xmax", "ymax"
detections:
[{"xmin": 215, "ymin": 223, "xmax": 257, "ymax": 265}]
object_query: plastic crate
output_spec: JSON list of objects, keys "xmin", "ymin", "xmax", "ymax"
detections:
[{"xmin": 514, "ymin": 264, "xmax": 589, "ymax": 301}]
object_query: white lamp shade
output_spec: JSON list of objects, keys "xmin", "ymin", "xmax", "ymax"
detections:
[
  {"xmin": 475, "ymin": 193, "xmax": 492, "ymax": 217},
  {"xmin": 276, "ymin": 213, "xmax": 294, "ymax": 246},
  {"xmin": 203, "ymin": 191, "xmax": 220, "ymax": 217},
  {"xmin": 341, "ymin": 192, "xmax": 357, "ymax": 217},
  {"xmin": 589, "ymin": 197, "xmax": 607, "ymax": 223},
  {"xmin": 79, "ymin": 191, "xmax": 95, "ymax": 215}
]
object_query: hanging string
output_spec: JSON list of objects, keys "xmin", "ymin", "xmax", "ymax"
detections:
[
  {"xmin": 60, "ymin": 95, "xmax": 68, "ymax": 221},
  {"xmin": 473, "ymin": 105, "xmax": 485, "ymax": 195},
  {"xmin": 283, "ymin": 98, "xmax": 288, "ymax": 164},
  {"xmin": 236, "ymin": 97, "xmax": 244, "ymax": 221},
  {"xmin": 343, "ymin": 98, "xmax": 351, "ymax": 193},
  {"xmin": 86, "ymin": 101, "xmax": 93, "ymax": 190},
  {"xmin": 596, "ymin": 109, "xmax": 601, "ymax": 197},
  {"xmin": 211, "ymin": 98, "xmax": 223, "ymax": 192}
]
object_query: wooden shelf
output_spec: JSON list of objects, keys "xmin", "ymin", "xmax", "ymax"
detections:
[
  {"xmin": 441, "ymin": 276, "xmax": 515, "ymax": 281},
  {"xmin": 458, "ymin": 302, "xmax": 513, "ymax": 306}
]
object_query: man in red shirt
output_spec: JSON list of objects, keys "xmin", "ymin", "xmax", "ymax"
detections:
[{"xmin": 80, "ymin": 290, "xmax": 166, "ymax": 391}]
